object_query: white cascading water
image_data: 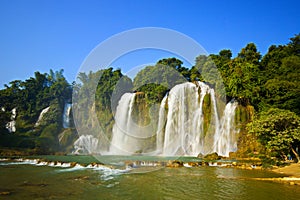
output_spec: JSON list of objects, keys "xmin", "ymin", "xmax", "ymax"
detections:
[
  {"xmin": 35, "ymin": 107, "xmax": 50, "ymax": 127},
  {"xmin": 106, "ymin": 81, "xmax": 239, "ymax": 157},
  {"xmin": 73, "ymin": 135, "xmax": 99, "ymax": 154},
  {"xmin": 6, "ymin": 108, "xmax": 17, "ymax": 133},
  {"xmin": 109, "ymin": 93, "xmax": 147, "ymax": 155},
  {"xmin": 213, "ymin": 101, "xmax": 239, "ymax": 157},
  {"xmin": 63, "ymin": 103, "xmax": 72, "ymax": 128},
  {"xmin": 156, "ymin": 95, "xmax": 168, "ymax": 153},
  {"xmin": 161, "ymin": 82, "xmax": 220, "ymax": 156},
  {"xmin": 162, "ymin": 83, "xmax": 204, "ymax": 155},
  {"xmin": 159, "ymin": 82, "xmax": 238, "ymax": 157}
]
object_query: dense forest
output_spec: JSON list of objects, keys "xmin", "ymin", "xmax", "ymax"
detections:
[{"xmin": 0, "ymin": 34, "xmax": 299, "ymax": 162}]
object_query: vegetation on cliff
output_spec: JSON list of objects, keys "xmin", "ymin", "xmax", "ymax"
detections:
[
  {"xmin": 0, "ymin": 70, "xmax": 75, "ymax": 154},
  {"xmin": 0, "ymin": 34, "xmax": 299, "ymax": 160}
]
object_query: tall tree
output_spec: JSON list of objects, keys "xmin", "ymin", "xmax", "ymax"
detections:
[{"xmin": 238, "ymin": 43, "xmax": 261, "ymax": 65}]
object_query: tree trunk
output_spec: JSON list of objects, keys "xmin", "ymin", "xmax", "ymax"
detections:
[
  {"xmin": 291, "ymin": 147, "xmax": 300, "ymax": 163},
  {"xmin": 281, "ymin": 152, "xmax": 287, "ymax": 161}
]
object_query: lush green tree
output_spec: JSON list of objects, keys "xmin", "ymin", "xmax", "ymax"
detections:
[
  {"xmin": 96, "ymin": 68, "xmax": 131, "ymax": 109},
  {"xmin": 225, "ymin": 59, "xmax": 262, "ymax": 106},
  {"xmin": 247, "ymin": 108, "xmax": 300, "ymax": 162},
  {"xmin": 133, "ymin": 63, "xmax": 187, "ymax": 91},
  {"xmin": 288, "ymin": 33, "xmax": 300, "ymax": 56},
  {"xmin": 157, "ymin": 57, "xmax": 183, "ymax": 69},
  {"xmin": 157, "ymin": 57, "xmax": 190, "ymax": 80},
  {"xmin": 237, "ymin": 43, "xmax": 261, "ymax": 65}
]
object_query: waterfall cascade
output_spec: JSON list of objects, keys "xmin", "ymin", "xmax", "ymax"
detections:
[
  {"xmin": 102, "ymin": 81, "xmax": 239, "ymax": 157},
  {"xmin": 73, "ymin": 135, "xmax": 99, "ymax": 154},
  {"xmin": 213, "ymin": 101, "xmax": 239, "ymax": 156},
  {"xmin": 6, "ymin": 108, "xmax": 17, "ymax": 133},
  {"xmin": 158, "ymin": 82, "xmax": 238, "ymax": 157},
  {"xmin": 159, "ymin": 82, "xmax": 216, "ymax": 156},
  {"xmin": 63, "ymin": 103, "xmax": 72, "ymax": 128},
  {"xmin": 35, "ymin": 107, "xmax": 50, "ymax": 127},
  {"xmin": 109, "ymin": 93, "xmax": 145, "ymax": 155}
]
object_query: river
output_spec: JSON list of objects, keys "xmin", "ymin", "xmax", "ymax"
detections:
[{"xmin": 1, "ymin": 156, "xmax": 300, "ymax": 200}]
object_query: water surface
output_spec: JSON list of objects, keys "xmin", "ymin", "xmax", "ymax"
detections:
[{"xmin": 1, "ymin": 158, "xmax": 300, "ymax": 200}]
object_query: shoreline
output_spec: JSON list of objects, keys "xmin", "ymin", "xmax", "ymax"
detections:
[
  {"xmin": 249, "ymin": 163, "xmax": 300, "ymax": 186},
  {"xmin": 271, "ymin": 163, "xmax": 300, "ymax": 177},
  {"xmin": 271, "ymin": 163, "xmax": 300, "ymax": 182}
]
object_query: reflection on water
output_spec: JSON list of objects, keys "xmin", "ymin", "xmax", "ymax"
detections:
[{"xmin": 1, "ymin": 160, "xmax": 300, "ymax": 200}]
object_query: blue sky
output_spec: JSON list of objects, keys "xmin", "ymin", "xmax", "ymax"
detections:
[{"xmin": 0, "ymin": 0, "xmax": 299, "ymax": 87}]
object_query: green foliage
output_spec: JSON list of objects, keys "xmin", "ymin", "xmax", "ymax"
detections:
[
  {"xmin": 190, "ymin": 55, "xmax": 206, "ymax": 81},
  {"xmin": 72, "ymin": 68, "xmax": 133, "ymax": 144},
  {"xmin": 133, "ymin": 61, "xmax": 187, "ymax": 104},
  {"xmin": 133, "ymin": 64, "xmax": 187, "ymax": 91},
  {"xmin": 226, "ymin": 61, "xmax": 261, "ymax": 106},
  {"xmin": 96, "ymin": 68, "xmax": 131, "ymax": 109},
  {"xmin": 247, "ymin": 108, "xmax": 300, "ymax": 161},
  {"xmin": 58, "ymin": 129, "xmax": 77, "ymax": 152},
  {"xmin": 38, "ymin": 123, "xmax": 59, "ymax": 152},
  {"xmin": 136, "ymin": 84, "xmax": 168, "ymax": 105},
  {"xmin": 263, "ymin": 55, "xmax": 300, "ymax": 114},
  {"xmin": 237, "ymin": 43, "xmax": 261, "ymax": 65},
  {"xmin": 0, "ymin": 69, "xmax": 72, "ymax": 154},
  {"xmin": 156, "ymin": 57, "xmax": 191, "ymax": 80}
]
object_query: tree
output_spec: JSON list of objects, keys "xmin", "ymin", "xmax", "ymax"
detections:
[
  {"xmin": 157, "ymin": 57, "xmax": 183, "ymax": 70},
  {"xmin": 247, "ymin": 108, "xmax": 300, "ymax": 162},
  {"xmin": 157, "ymin": 57, "xmax": 190, "ymax": 80},
  {"xmin": 238, "ymin": 43, "xmax": 261, "ymax": 65},
  {"xmin": 219, "ymin": 49, "xmax": 232, "ymax": 60},
  {"xmin": 133, "ymin": 63, "xmax": 187, "ymax": 91},
  {"xmin": 288, "ymin": 33, "xmax": 300, "ymax": 55},
  {"xmin": 262, "ymin": 55, "xmax": 300, "ymax": 115},
  {"xmin": 226, "ymin": 59, "xmax": 261, "ymax": 106}
]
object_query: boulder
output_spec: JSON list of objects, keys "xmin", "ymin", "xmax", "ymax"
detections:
[
  {"xmin": 166, "ymin": 160, "xmax": 183, "ymax": 168},
  {"xmin": 204, "ymin": 152, "xmax": 221, "ymax": 160}
]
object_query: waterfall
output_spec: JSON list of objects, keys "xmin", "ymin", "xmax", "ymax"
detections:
[
  {"xmin": 156, "ymin": 94, "xmax": 168, "ymax": 153},
  {"xmin": 35, "ymin": 107, "xmax": 50, "ymax": 127},
  {"xmin": 63, "ymin": 103, "xmax": 72, "ymax": 128},
  {"xmin": 6, "ymin": 108, "xmax": 17, "ymax": 133},
  {"xmin": 162, "ymin": 82, "xmax": 202, "ymax": 155},
  {"xmin": 213, "ymin": 101, "xmax": 238, "ymax": 157},
  {"xmin": 105, "ymin": 81, "xmax": 239, "ymax": 157},
  {"xmin": 159, "ymin": 82, "xmax": 238, "ymax": 156},
  {"xmin": 109, "ymin": 93, "xmax": 143, "ymax": 155},
  {"xmin": 161, "ymin": 82, "xmax": 220, "ymax": 156},
  {"xmin": 73, "ymin": 135, "xmax": 99, "ymax": 154}
]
